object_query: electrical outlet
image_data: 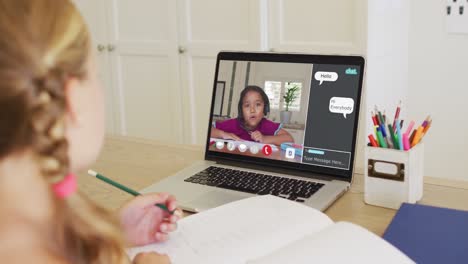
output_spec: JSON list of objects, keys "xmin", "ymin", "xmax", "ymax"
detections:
[{"xmin": 446, "ymin": 0, "xmax": 468, "ymax": 34}]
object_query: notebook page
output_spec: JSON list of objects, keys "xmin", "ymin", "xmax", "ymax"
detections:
[
  {"xmin": 127, "ymin": 195, "xmax": 332, "ymax": 264},
  {"xmin": 248, "ymin": 222, "xmax": 415, "ymax": 264}
]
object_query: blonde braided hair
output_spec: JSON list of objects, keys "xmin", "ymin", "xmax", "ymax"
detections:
[
  {"xmin": 0, "ymin": 0, "xmax": 130, "ymax": 263},
  {"xmin": 32, "ymin": 71, "xmax": 69, "ymax": 183}
]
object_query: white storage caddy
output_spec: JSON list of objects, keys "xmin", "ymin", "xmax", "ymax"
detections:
[{"xmin": 364, "ymin": 143, "xmax": 424, "ymax": 209}]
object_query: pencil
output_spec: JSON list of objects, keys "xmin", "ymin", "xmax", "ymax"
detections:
[
  {"xmin": 423, "ymin": 119, "xmax": 432, "ymax": 134},
  {"xmin": 411, "ymin": 126, "xmax": 424, "ymax": 147},
  {"xmin": 392, "ymin": 100, "xmax": 401, "ymax": 130},
  {"xmin": 87, "ymin": 170, "xmax": 174, "ymax": 214}
]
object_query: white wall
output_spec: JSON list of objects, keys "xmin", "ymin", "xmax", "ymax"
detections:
[
  {"xmin": 366, "ymin": 0, "xmax": 411, "ymax": 138},
  {"xmin": 367, "ymin": 0, "xmax": 468, "ymax": 181},
  {"xmin": 408, "ymin": 0, "xmax": 468, "ymax": 180}
]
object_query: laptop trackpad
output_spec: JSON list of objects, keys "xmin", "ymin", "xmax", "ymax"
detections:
[{"xmin": 185, "ymin": 191, "xmax": 248, "ymax": 212}]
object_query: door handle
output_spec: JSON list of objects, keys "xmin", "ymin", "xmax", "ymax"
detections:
[
  {"xmin": 97, "ymin": 44, "xmax": 106, "ymax": 52},
  {"xmin": 178, "ymin": 46, "xmax": 186, "ymax": 54},
  {"xmin": 107, "ymin": 44, "xmax": 116, "ymax": 52}
]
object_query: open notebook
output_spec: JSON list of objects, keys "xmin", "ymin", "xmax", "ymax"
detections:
[{"xmin": 127, "ymin": 196, "xmax": 414, "ymax": 264}]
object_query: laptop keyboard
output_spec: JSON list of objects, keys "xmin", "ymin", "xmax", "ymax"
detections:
[{"xmin": 184, "ymin": 166, "xmax": 324, "ymax": 202}]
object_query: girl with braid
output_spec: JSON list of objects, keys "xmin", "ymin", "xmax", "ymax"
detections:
[{"xmin": 0, "ymin": 0, "xmax": 181, "ymax": 263}]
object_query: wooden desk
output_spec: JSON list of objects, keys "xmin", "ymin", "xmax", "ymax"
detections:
[{"xmin": 78, "ymin": 135, "xmax": 468, "ymax": 236}]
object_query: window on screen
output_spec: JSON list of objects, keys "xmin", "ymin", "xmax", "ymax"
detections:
[{"xmin": 264, "ymin": 81, "xmax": 303, "ymax": 112}]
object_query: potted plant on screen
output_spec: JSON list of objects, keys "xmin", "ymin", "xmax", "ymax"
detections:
[{"xmin": 280, "ymin": 84, "xmax": 299, "ymax": 124}]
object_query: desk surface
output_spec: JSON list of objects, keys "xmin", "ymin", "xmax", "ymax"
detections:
[{"xmin": 78, "ymin": 135, "xmax": 468, "ymax": 236}]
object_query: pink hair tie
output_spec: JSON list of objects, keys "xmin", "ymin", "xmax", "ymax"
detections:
[{"xmin": 53, "ymin": 173, "xmax": 77, "ymax": 198}]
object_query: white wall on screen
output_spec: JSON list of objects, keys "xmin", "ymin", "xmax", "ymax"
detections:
[
  {"xmin": 248, "ymin": 62, "xmax": 312, "ymax": 124},
  {"xmin": 217, "ymin": 61, "xmax": 233, "ymax": 117}
]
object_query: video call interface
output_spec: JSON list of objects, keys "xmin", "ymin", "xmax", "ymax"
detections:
[{"xmin": 209, "ymin": 60, "xmax": 361, "ymax": 170}]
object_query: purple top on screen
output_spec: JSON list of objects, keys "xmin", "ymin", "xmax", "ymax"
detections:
[{"xmin": 214, "ymin": 118, "xmax": 282, "ymax": 141}]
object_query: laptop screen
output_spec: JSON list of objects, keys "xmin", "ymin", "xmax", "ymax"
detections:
[{"xmin": 205, "ymin": 52, "xmax": 364, "ymax": 181}]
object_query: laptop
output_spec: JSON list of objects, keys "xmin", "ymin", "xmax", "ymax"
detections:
[{"xmin": 142, "ymin": 51, "xmax": 365, "ymax": 212}]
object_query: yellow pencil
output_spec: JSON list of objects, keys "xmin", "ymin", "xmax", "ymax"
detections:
[
  {"xmin": 423, "ymin": 119, "xmax": 432, "ymax": 134},
  {"xmin": 411, "ymin": 126, "xmax": 424, "ymax": 147}
]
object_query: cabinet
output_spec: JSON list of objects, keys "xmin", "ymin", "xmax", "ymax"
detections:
[
  {"xmin": 73, "ymin": 0, "xmax": 117, "ymax": 134},
  {"xmin": 74, "ymin": 0, "xmax": 366, "ymax": 148},
  {"xmin": 74, "ymin": 0, "xmax": 183, "ymax": 143},
  {"xmin": 268, "ymin": 0, "xmax": 366, "ymax": 54}
]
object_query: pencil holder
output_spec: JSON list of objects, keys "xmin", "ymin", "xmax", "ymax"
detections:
[{"xmin": 364, "ymin": 142, "xmax": 424, "ymax": 209}]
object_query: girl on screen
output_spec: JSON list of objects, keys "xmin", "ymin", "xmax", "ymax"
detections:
[{"xmin": 211, "ymin": 86, "xmax": 293, "ymax": 145}]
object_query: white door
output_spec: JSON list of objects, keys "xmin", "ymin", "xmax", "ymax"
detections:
[
  {"xmin": 268, "ymin": 0, "xmax": 367, "ymax": 54},
  {"xmin": 177, "ymin": 0, "xmax": 264, "ymax": 144},
  {"xmin": 73, "ymin": 0, "xmax": 117, "ymax": 134},
  {"xmin": 107, "ymin": 0, "xmax": 183, "ymax": 143}
]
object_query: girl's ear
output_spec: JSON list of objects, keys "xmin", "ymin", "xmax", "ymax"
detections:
[{"xmin": 64, "ymin": 77, "xmax": 84, "ymax": 127}]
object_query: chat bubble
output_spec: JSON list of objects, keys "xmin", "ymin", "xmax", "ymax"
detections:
[
  {"xmin": 314, "ymin": 71, "xmax": 338, "ymax": 85},
  {"xmin": 329, "ymin": 97, "xmax": 354, "ymax": 118}
]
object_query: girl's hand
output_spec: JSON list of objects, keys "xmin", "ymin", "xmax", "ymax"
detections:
[
  {"xmin": 133, "ymin": 252, "xmax": 171, "ymax": 264},
  {"xmin": 119, "ymin": 193, "xmax": 183, "ymax": 247},
  {"xmin": 250, "ymin": 131, "xmax": 264, "ymax": 143},
  {"xmin": 222, "ymin": 131, "xmax": 241, "ymax": 141}
]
